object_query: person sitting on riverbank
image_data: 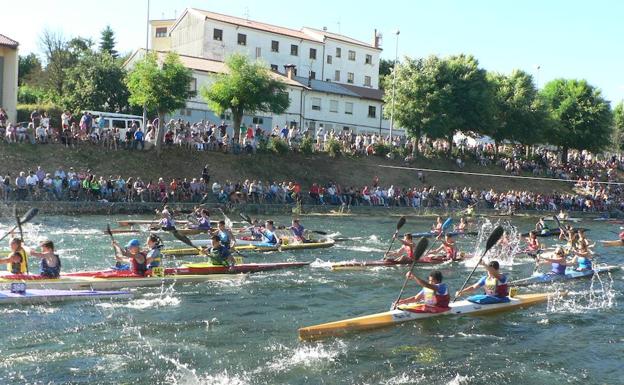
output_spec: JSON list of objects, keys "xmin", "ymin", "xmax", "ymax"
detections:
[
  {"xmin": 0, "ymin": 238, "xmax": 28, "ymax": 274},
  {"xmin": 455, "ymin": 260, "xmax": 510, "ymax": 304},
  {"xmin": 27, "ymin": 239, "xmax": 61, "ymax": 278},
  {"xmin": 394, "ymin": 270, "xmax": 450, "ymax": 311},
  {"xmin": 384, "ymin": 233, "xmax": 415, "ymax": 263}
]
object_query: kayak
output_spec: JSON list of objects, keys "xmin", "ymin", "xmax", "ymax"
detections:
[
  {"xmin": 0, "ymin": 272, "xmax": 242, "ymax": 291},
  {"xmin": 0, "ymin": 288, "xmax": 131, "ymax": 305},
  {"xmin": 330, "ymin": 257, "xmax": 448, "ymax": 271},
  {"xmin": 521, "ymin": 228, "xmax": 589, "ymax": 237},
  {"xmin": 510, "ymin": 265, "xmax": 620, "ymax": 286},
  {"xmin": 298, "ymin": 292, "xmax": 556, "ymax": 340},
  {"xmin": 544, "ymin": 217, "xmax": 581, "ymax": 223},
  {"xmin": 601, "ymin": 240, "xmax": 624, "ymax": 247},
  {"xmin": 162, "ymin": 240, "xmax": 335, "ymax": 256},
  {"xmin": 117, "ymin": 219, "xmax": 190, "ymax": 227},
  {"xmin": 410, "ymin": 231, "xmax": 478, "ymax": 238}
]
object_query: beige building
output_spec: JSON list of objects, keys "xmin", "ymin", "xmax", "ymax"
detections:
[
  {"xmin": 0, "ymin": 34, "xmax": 18, "ymax": 123},
  {"xmin": 149, "ymin": 19, "xmax": 175, "ymax": 52}
]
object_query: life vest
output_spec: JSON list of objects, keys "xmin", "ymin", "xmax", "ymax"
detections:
[
  {"xmin": 528, "ymin": 238, "xmax": 539, "ymax": 251},
  {"xmin": 577, "ymin": 256, "xmax": 592, "ymax": 270},
  {"xmin": 218, "ymin": 230, "xmax": 231, "ymax": 250},
  {"xmin": 8, "ymin": 249, "xmax": 28, "ymax": 274},
  {"xmin": 291, "ymin": 225, "xmax": 305, "ymax": 240},
  {"xmin": 130, "ymin": 252, "xmax": 148, "ymax": 276},
  {"xmin": 147, "ymin": 247, "xmax": 162, "ymax": 268},
  {"xmin": 484, "ymin": 275, "xmax": 509, "ymax": 298},
  {"xmin": 550, "ymin": 262, "xmax": 566, "ymax": 275},
  {"xmin": 263, "ymin": 229, "xmax": 278, "ymax": 245},
  {"xmin": 619, "ymin": 231, "xmax": 624, "ymax": 242},
  {"xmin": 160, "ymin": 217, "xmax": 175, "ymax": 230},
  {"xmin": 40, "ymin": 254, "xmax": 61, "ymax": 278},
  {"xmin": 444, "ymin": 242, "xmax": 456, "ymax": 259},
  {"xmin": 209, "ymin": 245, "xmax": 230, "ymax": 265},
  {"xmin": 423, "ymin": 283, "xmax": 450, "ymax": 307},
  {"xmin": 197, "ymin": 217, "xmax": 211, "ymax": 230}
]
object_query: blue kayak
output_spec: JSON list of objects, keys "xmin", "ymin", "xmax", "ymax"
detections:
[
  {"xmin": 0, "ymin": 288, "xmax": 132, "ymax": 305},
  {"xmin": 411, "ymin": 231, "xmax": 478, "ymax": 238},
  {"xmin": 510, "ymin": 265, "xmax": 619, "ymax": 287}
]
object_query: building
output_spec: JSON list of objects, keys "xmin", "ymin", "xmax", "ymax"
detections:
[
  {"xmin": 0, "ymin": 34, "xmax": 18, "ymax": 123},
  {"xmin": 134, "ymin": 7, "xmax": 398, "ymax": 136}
]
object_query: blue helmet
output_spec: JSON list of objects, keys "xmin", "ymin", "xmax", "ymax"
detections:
[{"xmin": 126, "ymin": 239, "xmax": 141, "ymax": 248}]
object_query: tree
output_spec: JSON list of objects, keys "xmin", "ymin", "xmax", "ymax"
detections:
[
  {"xmin": 613, "ymin": 101, "xmax": 624, "ymax": 151},
  {"xmin": 487, "ymin": 70, "xmax": 549, "ymax": 153},
  {"xmin": 126, "ymin": 51, "xmax": 194, "ymax": 152},
  {"xmin": 99, "ymin": 25, "xmax": 118, "ymax": 58},
  {"xmin": 383, "ymin": 54, "xmax": 494, "ymax": 154},
  {"xmin": 200, "ymin": 54, "xmax": 290, "ymax": 143},
  {"xmin": 63, "ymin": 51, "xmax": 129, "ymax": 112},
  {"xmin": 540, "ymin": 79, "xmax": 613, "ymax": 162},
  {"xmin": 379, "ymin": 58, "xmax": 396, "ymax": 90},
  {"xmin": 18, "ymin": 53, "xmax": 43, "ymax": 86}
]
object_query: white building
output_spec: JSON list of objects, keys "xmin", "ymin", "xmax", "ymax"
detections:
[{"xmin": 133, "ymin": 7, "xmax": 399, "ymax": 136}]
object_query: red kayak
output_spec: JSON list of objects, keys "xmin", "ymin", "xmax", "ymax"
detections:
[{"xmin": 63, "ymin": 261, "xmax": 310, "ymax": 278}]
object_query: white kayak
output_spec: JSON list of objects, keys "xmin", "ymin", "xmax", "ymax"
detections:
[{"xmin": 0, "ymin": 288, "xmax": 131, "ymax": 305}]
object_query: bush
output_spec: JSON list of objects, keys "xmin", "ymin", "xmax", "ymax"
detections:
[
  {"xmin": 267, "ymin": 137, "xmax": 289, "ymax": 155},
  {"xmin": 17, "ymin": 103, "xmax": 64, "ymax": 127},
  {"xmin": 300, "ymin": 136, "xmax": 314, "ymax": 155},
  {"xmin": 17, "ymin": 85, "xmax": 49, "ymax": 105},
  {"xmin": 326, "ymin": 138, "xmax": 342, "ymax": 158},
  {"xmin": 372, "ymin": 142, "xmax": 391, "ymax": 157}
]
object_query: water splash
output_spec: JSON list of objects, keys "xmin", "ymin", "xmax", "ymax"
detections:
[
  {"xmin": 265, "ymin": 340, "xmax": 346, "ymax": 373},
  {"xmin": 547, "ymin": 269, "xmax": 616, "ymax": 313},
  {"xmin": 465, "ymin": 219, "xmax": 522, "ymax": 267}
]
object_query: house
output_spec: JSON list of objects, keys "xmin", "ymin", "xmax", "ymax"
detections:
[{"xmin": 0, "ymin": 34, "xmax": 18, "ymax": 123}]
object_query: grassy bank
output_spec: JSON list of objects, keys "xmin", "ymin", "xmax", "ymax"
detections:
[{"xmin": 0, "ymin": 143, "xmax": 570, "ymax": 193}]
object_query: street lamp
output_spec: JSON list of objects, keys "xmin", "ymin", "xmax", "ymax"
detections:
[
  {"xmin": 389, "ymin": 29, "xmax": 400, "ymax": 141},
  {"xmin": 143, "ymin": 0, "xmax": 150, "ymax": 131}
]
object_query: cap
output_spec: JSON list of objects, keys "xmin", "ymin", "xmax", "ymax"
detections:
[{"xmin": 126, "ymin": 239, "xmax": 141, "ymax": 248}]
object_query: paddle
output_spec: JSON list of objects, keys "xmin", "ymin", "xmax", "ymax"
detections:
[
  {"xmin": 0, "ymin": 208, "xmax": 39, "ymax": 243},
  {"xmin": 383, "ymin": 217, "xmax": 407, "ymax": 257},
  {"xmin": 15, "ymin": 210, "xmax": 29, "ymax": 274},
  {"xmin": 169, "ymin": 228, "xmax": 249, "ymax": 259},
  {"xmin": 392, "ymin": 237, "xmax": 429, "ymax": 309},
  {"xmin": 452, "ymin": 225, "xmax": 505, "ymax": 302},
  {"xmin": 239, "ymin": 212, "xmax": 253, "ymax": 225},
  {"xmin": 106, "ymin": 224, "xmax": 124, "ymax": 263}
]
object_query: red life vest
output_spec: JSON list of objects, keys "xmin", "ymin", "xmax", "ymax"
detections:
[
  {"xmin": 484, "ymin": 276, "xmax": 509, "ymax": 298},
  {"xmin": 444, "ymin": 242, "xmax": 456, "ymax": 259},
  {"xmin": 423, "ymin": 283, "xmax": 450, "ymax": 307},
  {"xmin": 619, "ymin": 231, "xmax": 624, "ymax": 241},
  {"xmin": 528, "ymin": 238, "xmax": 539, "ymax": 251},
  {"xmin": 130, "ymin": 252, "xmax": 148, "ymax": 276}
]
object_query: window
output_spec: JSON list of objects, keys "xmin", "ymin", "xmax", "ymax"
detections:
[
  {"xmin": 347, "ymin": 72, "xmax": 354, "ymax": 84},
  {"xmin": 271, "ymin": 40, "xmax": 279, "ymax": 52},
  {"xmin": 252, "ymin": 117, "xmax": 264, "ymax": 125},
  {"xmin": 364, "ymin": 76, "xmax": 372, "ymax": 87},
  {"xmin": 348, "ymin": 50, "xmax": 356, "ymax": 61},
  {"xmin": 365, "ymin": 54, "xmax": 373, "ymax": 65},
  {"xmin": 330, "ymin": 100, "xmax": 339, "ymax": 113},
  {"xmin": 326, "ymin": 55, "xmax": 332, "ymax": 64},
  {"xmin": 345, "ymin": 102, "xmax": 353, "ymax": 115},
  {"xmin": 270, "ymin": 64, "xmax": 278, "ymax": 71},
  {"xmin": 336, "ymin": 47, "xmax": 341, "ymax": 58},
  {"xmin": 237, "ymin": 33, "xmax": 247, "ymax": 46},
  {"xmin": 213, "ymin": 29, "xmax": 223, "ymax": 41},
  {"xmin": 291, "ymin": 44, "xmax": 298, "ymax": 56},
  {"xmin": 334, "ymin": 70, "xmax": 340, "ymax": 81},
  {"xmin": 309, "ymin": 48, "xmax": 317, "ymax": 59},
  {"xmin": 220, "ymin": 113, "xmax": 232, "ymax": 120},
  {"xmin": 155, "ymin": 27, "xmax": 167, "ymax": 38},
  {"xmin": 255, "ymin": 47, "xmax": 261, "ymax": 59},
  {"xmin": 368, "ymin": 106, "xmax": 377, "ymax": 118},
  {"xmin": 189, "ymin": 78, "xmax": 197, "ymax": 92},
  {"xmin": 311, "ymin": 97, "xmax": 321, "ymax": 111},
  {"xmin": 310, "ymin": 71, "xmax": 316, "ymax": 79}
]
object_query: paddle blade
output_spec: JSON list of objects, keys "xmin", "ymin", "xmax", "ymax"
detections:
[
  {"xmin": 396, "ymin": 216, "xmax": 407, "ymax": 231},
  {"xmin": 442, "ymin": 217, "xmax": 453, "ymax": 231},
  {"xmin": 106, "ymin": 224, "xmax": 113, "ymax": 237},
  {"xmin": 312, "ymin": 230, "xmax": 328, "ymax": 235},
  {"xmin": 485, "ymin": 226, "xmax": 505, "ymax": 251},
  {"xmin": 239, "ymin": 212, "xmax": 252, "ymax": 224},
  {"xmin": 413, "ymin": 237, "xmax": 429, "ymax": 261},
  {"xmin": 19, "ymin": 208, "xmax": 38, "ymax": 224},
  {"xmin": 171, "ymin": 230, "xmax": 195, "ymax": 248},
  {"xmin": 553, "ymin": 215, "xmax": 562, "ymax": 229}
]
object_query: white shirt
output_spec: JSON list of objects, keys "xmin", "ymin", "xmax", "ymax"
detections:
[{"xmin": 26, "ymin": 175, "xmax": 39, "ymax": 186}]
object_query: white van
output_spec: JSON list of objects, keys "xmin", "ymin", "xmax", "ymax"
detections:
[{"xmin": 86, "ymin": 111, "xmax": 144, "ymax": 140}]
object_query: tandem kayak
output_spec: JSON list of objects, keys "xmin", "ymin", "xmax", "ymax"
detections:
[
  {"xmin": 0, "ymin": 288, "xmax": 131, "ymax": 305},
  {"xmin": 329, "ymin": 257, "xmax": 449, "ymax": 271},
  {"xmin": 0, "ymin": 272, "xmax": 243, "ymax": 291},
  {"xmin": 162, "ymin": 240, "xmax": 335, "ymax": 256},
  {"xmin": 521, "ymin": 228, "xmax": 589, "ymax": 237},
  {"xmin": 600, "ymin": 240, "xmax": 624, "ymax": 247},
  {"xmin": 298, "ymin": 292, "xmax": 557, "ymax": 340},
  {"xmin": 410, "ymin": 231, "xmax": 477, "ymax": 238},
  {"xmin": 510, "ymin": 265, "xmax": 620, "ymax": 286}
]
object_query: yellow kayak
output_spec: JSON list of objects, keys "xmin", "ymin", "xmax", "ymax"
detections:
[
  {"xmin": 163, "ymin": 240, "xmax": 335, "ymax": 256},
  {"xmin": 298, "ymin": 292, "xmax": 556, "ymax": 341}
]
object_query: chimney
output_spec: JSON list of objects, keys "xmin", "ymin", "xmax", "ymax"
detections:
[
  {"xmin": 284, "ymin": 64, "xmax": 296, "ymax": 80},
  {"xmin": 373, "ymin": 29, "xmax": 378, "ymax": 48}
]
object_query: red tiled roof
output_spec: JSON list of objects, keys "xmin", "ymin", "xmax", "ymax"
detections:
[{"xmin": 0, "ymin": 34, "xmax": 18, "ymax": 48}]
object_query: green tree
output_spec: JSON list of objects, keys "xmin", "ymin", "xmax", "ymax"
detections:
[
  {"xmin": 99, "ymin": 25, "xmax": 118, "ymax": 58},
  {"xmin": 383, "ymin": 54, "xmax": 494, "ymax": 154},
  {"xmin": 63, "ymin": 52, "xmax": 129, "ymax": 112},
  {"xmin": 487, "ymin": 70, "xmax": 549, "ymax": 152},
  {"xmin": 379, "ymin": 58, "xmax": 396, "ymax": 90},
  {"xmin": 126, "ymin": 51, "xmax": 194, "ymax": 152},
  {"xmin": 613, "ymin": 101, "xmax": 624, "ymax": 151},
  {"xmin": 540, "ymin": 79, "xmax": 613, "ymax": 162},
  {"xmin": 200, "ymin": 54, "xmax": 290, "ymax": 143},
  {"xmin": 18, "ymin": 53, "xmax": 43, "ymax": 86}
]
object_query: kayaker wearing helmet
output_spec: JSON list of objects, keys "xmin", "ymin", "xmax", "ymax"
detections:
[
  {"xmin": 28, "ymin": 240, "xmax": 61, "ymax": 278},
  {"xmin": 0, "ymin": 238, "xmax": 28, "ymax": 274},
  {"xmin": 384, "ymin": 233, "xmax": 414, "ymax": 263},
  {"xmin": 289, "ymin": 219, "xmax": 308, "ymax": 243},
  {"xmin": 394, "ymin": 270, "xmax": 450, "ymax": 311},
  {"xmin": 112, "ymin": 238, "xmax": 149, "ymax": 276},
  {"xmin": 535, "ymin": 247, "xmax": 568, "ymax": 275},
  {"xmin": 455, "ymin": 260, "xmax": 510, "ymax": 304}
]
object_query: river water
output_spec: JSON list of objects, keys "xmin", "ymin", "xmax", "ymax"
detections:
[{"xmin": 0, "ymin": 213, "xmax": 621, "ymax": 385}]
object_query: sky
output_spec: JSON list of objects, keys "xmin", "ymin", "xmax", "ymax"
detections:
[{"xmin": 3, "ymin": 0, "xmax": 623, "ymax": 104}]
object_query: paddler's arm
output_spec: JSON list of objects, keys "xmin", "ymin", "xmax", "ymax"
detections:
[
  {"xmin": 406, "ymin": 271, "xmax": 437, "ymax": 291},
  {"xmin": 0, "ymin": 253, "xmax": 21, "ymax": 265},
  {"xmin": 455, "ymin": 281, "xmax": 480, "ymax": 298}
]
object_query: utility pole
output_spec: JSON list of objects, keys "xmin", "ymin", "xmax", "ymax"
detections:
[{"xmin": 389, "ymin": 29, "xmax": 400, "ymax": 140}]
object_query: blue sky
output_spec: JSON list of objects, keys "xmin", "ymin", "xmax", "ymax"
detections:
[{"xmin": 3, "ymin": 0, "xmax": 623, "ymax": 104}]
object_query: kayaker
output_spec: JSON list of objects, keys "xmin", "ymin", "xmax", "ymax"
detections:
[
  {"xmin": 247, "ymin": 219, "xmax": 264, "ymax": 241},
  {"xmin": 0, "ymin": 238, "xmax": 28, "ymax": 274},
  {"xmin": 28, "ymin": 240, "xmax": 61, "ymax": 278},
  {"xmin": 394, "ymin": 270, "xmax": 450, "ymax": 310},
  {"xmin": 455, "ymin": 260, "xmax": 510, "ymax": 304},
  {"xmin": 526, "ymin": 231, "xmax": 541, "ymax": 254},
  {"xmin": 208, "ymin": 235, "xmax": 236, "ymax": 267},
  {"xmin": 455, "ymin": 217, "xmax": 467, "ymax": 233},
  {"xmin": 159, "ymin": 210, "xmax": 176, "ymax": 231},
  {"xmin": 145, "ymin": 234, "xmax": 163, "ymax": 269},
  {"xmin": 261, "ymin": 220, "xmax": 280, "ymax": 245},
  {"xmin": 428, "ymin": 233, "xmax": 458, "ymax": 261},
  {"xmin": 289, "ymin": 219, "xmax": 309, "ymax": 243},
  {"xmin": 577, "ymin": 229, "xmax": 594, "ymax": 250},
  {"xmin": 569, "ymin": 242, "xmax": 593, "ymax": 271},
  {"xmin": 619, "ymin": 227, "xmax": 624, "ymax": 242},
  {"xmin": 535, "ymin": 218, "xmax": 549, "ymax": 235},
  {"xmin": 384, "ymin": 233, "xmax": 414, "ymax": 263},
  {"xmin": 217, "ymin": 220, "xmax": 236, "ymax": 251},
  {"xmin": 557, "ymin": 210, "xmax": 569, "ymax": 220},
  {"xmin": 535, "ymin": 247, "xmax": 568, "ymax": 275},
  {"xmin": 113, "ymin": 239, "xmax": 149, "ymax": 276},
  {"xmin": 432, "ymin": 217, "xmax": 443, "ymax": 234},
  {"xmin": 194, "ymin": 209, "xmax": 212, "ymax": 231}
]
